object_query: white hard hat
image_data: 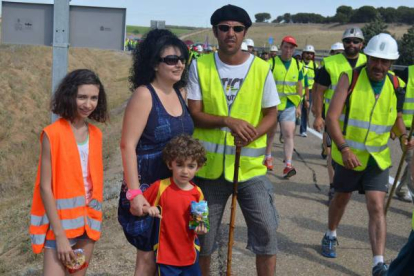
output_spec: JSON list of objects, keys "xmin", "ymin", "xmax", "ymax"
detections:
[
  {"xmin": 196, "ymin": 45, "xmax": 203, "ymax": 52},
  {"xmin": 342, "ymin": 27, "xmax": 364, "ymax": 40},
  {"xmin": 303, "ymin": 45, "xmax": 315, "ymax": 53},
  {"xmin": 241, "ymin": 42, "xmax": 248, "ymax": 51},
  {"xmin": 270, "ymin": 45, "xmax": 278, "ymax": 52},
  {"xmin": 363, "ymin": 33, "xmax": 399, "ymax": 60},
  {"xmin": 244, "ymin": 38, "xmax": 254, "ymax": 47},
  {"xmin": 331, "ymin": 42, "xmax": 344, "ymax": 51}
]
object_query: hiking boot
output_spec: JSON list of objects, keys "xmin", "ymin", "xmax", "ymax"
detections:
[
  {"xmin": 372, "ymin": 262, "xmax": 388, "ymax": 276},
  {"xmin": 264, "ymin": 156, "xmax": 274, "ymax": 171},
  {"xmin": 283, "ymin": 166, "xmax": 296, "ymax": 179},
  {"xmin": 328, "ymin": 187, "xmax": 335, "ymax": 205},
  {"xmin": 301, "ymin": 132, "xmax": 307, "ymax": 137},
  {"xmin": 321, "ymin": 234, "xmax": 338, "ymax": 258}
]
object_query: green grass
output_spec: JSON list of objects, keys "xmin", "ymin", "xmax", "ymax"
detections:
[{"xmin": 126, "ymin": 25, "xmax": 201, "ymax": 37}]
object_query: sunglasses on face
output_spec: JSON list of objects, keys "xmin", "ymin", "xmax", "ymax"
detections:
[
  {"xmin": 159, "ymin": 55, "xmax": 186, "ymax": 65},
  {"xmin": 343, "ymin": 38, "xmax": 362, "ymax": 45},
  {"xmin": 216, "ymin": 24, "xmax": 246, "ymax": 33}
]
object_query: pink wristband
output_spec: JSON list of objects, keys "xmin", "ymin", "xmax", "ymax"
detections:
[{"xmin": 126, "ymin": 189, "xmax": 143, "ymax": 201}]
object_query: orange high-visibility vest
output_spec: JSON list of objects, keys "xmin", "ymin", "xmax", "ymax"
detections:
[{"xmin": 29, "ymin": 118, "xmax": 104, "ymax": 254}]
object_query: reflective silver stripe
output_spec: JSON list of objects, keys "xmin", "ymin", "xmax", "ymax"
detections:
[
  {"xmin": 88, "ymin": 199, "xmax": 102, "ymax": 211},
  {"xmin": 275, "ymin": 81, "xmax": 297, "ymax": 86},
  {"xmin": 56, "ymin": 196, "xmax": 85, "ymax": 210},
  {"xmin": 61, "ymin": 216, "xmax": 85, "ymax": 230},
  {"xmin": 405, "ymin": 98, "xmax": 414, "ymax": 103},
  {"xmin": 87, "ymin": 217, "xmax": 102, "ymax": 232},
  {"xmin": 202, "ymin": 141, "xmax": 225, "ymax": 154},
  {"xmin": 31, "ymin": 214, "xmax": 49, "ymax": 226},
  {"xmin": 220, "ymin": 127, "xmax": 231, "ymax": 133},
  {"xmin": 403, "ymin": 109, "xmax": 414, "ymax": 115},
  {"xmin": 325, "ymin": 98, "xmax": 331, "ymax": 104},
  {"xmin": 347, "ymin": 140, "xmax": 388, "ymax": 152},
  {"xmin": 30, "ymin": 234, "xmax": 46, "ymax": 245},
  {"xmin": 329, "ymin": 85, "xmax": 337, "ymax": 90},
  {"xmin": 225, "ymin": 146, "xmax": 266, "ymax": 157},
  {"xmin": 278, "ymin": 92, "xmax": 300, "ymax": 97},
  {"xmin": 308, "ymin": 76, "xmax": 314, "ymax": 80},
  {"xmin": 339, "ymin": 115, "xmax": 392, "ymax": 134}
]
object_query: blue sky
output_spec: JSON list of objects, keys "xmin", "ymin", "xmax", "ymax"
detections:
[{"xmin": 0, "ymin": 0, "xmax": 412, "ymax": 27}]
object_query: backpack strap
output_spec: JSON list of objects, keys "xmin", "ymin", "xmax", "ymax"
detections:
[
  {"xmin": 271, "ymin": 56, "xmax": 276, "ymax": 72},
  {"xmin": 153, "ymin": 178, "xmax": 171, "ymax": 206},
  {"xmin": 342, "ymin": 66, "xmax": 364, "ymax": 135}
]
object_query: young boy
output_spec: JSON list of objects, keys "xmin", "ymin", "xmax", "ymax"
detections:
[{"xmin": 143, "ymin": 134, "xmax": 208, "ymax": 276}]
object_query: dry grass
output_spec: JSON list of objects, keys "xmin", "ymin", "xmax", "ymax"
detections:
[{"xmin": 185, "ymin": 23, "xmax": 412, "ymax": 50}]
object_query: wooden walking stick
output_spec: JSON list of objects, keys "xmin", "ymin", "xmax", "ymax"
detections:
[
  {"xmin": 226, "ymin": 145, "xmax": 242, "ymax": 276},
  {"xmin": 385, "ymin": 116, "xmax": 414, "ymax": 215}
]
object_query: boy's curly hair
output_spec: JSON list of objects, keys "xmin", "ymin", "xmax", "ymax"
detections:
[{"xmin": 163, "ymin": 134, "xmax": 207, "ymax": 167}]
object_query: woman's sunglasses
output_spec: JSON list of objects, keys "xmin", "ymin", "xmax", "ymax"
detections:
[
  {"xmin": 216, "ymin": 24, "xmax": 246, "ymax": 33},
  {"xmin": 159, "ymin": 55, "xmax": 186, "ymax": 65}
]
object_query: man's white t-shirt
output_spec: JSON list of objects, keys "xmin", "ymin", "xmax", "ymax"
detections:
[{"xmin": 187, "ymin": 52, "xmax": 280, "ymax": 108}]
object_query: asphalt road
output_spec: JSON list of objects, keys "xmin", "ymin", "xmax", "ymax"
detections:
[{"xmin": 209, "ymin": 126, "xmax": 414, "ymax": 276}]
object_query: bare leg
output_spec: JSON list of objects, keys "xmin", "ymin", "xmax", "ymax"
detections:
[
  {"xmin": 134, "ymin": 250, "xmax": 156, "ymax": 276},
  {"xmin": 328, "ymin": 192, "xmax": 352, "ymax": 230},
  {"xmin": 365, "ymin": 191, "xmax": 387, "ymax": 256},
  {"xmin": 199, "ymin": 255, "xmax": 211, "ymax": 276},
  {"xmin": 327, "ymin": 148, "xmax": 334, "ymax": 184},
  {"xmin": 280, "ymin": 121, "xmax": 295, "ymax": 162},
  {"xmin": 256, "ymin": 255, "xmax": 276, "ymax": 276},
  {"xmin": 265, "ymin": 119, "xmax": 278, "ymax": 156},
  {"xmin": 43, "ymin": 248, "xmax": 66, "ymax": 276}
]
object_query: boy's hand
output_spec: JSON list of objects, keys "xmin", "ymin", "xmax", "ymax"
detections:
[
  {"xmin": 194, "ymin": 222, "xmax": 208, "ymax": 235},
  {"xmin": 143, "ymin": 206, "xmax": 162, "ymax": 219}
]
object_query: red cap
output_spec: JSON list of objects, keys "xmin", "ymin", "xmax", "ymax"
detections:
[{"xmin": 282, "ymin": 36, "xmax": 297, "ymax": 47}]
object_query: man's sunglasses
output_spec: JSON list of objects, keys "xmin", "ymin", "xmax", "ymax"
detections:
[
  {"xmin": 343, "ymin": 38, "xmax": 362, "ymax": 45},
  {"xmin": 216, "ymin": 24, "xmax": 246, "ymax": 33},
  {"xmin": 159, "ymin": 55, "xmax": 186, "ymax": 65}
]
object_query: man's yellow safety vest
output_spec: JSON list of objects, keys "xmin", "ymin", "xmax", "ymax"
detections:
[
  {"xmin": 331, "ymin": 67, "xmax": 397, "ymax": 171},
  {"xmin": 302, "ymin": 60, "xmax": 318, "ymax": 90},
  {"xmin": 323, "ymin": 53, "xmax": 367, "ymax": 115},
  {"xmin": 193, "ymin": 54, "xmax": 268, "ymax": 182},
  {"xmin": 272, "ymin": 56, "xmax": 302, "ymax": 111},
  {"xmin": 403, "ymin": 65, "xmax": 414, "ymax": 128}
]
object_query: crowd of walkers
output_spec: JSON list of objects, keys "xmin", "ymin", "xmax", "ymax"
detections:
[{"xmin": 28, "ymin": 4, "xmax": 414, "ymax": 276}]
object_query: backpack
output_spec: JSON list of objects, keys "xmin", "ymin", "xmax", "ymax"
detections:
[{"xmin": 342, "ymin": 66, "xmax": 404, "ymax": 135}]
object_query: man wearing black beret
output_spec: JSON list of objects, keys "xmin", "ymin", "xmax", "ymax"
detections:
[{"xmin": 187, "ymin": 4, "xmax": 280, "ymax": 276}]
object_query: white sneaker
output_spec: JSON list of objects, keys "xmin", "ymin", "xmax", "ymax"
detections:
[{"xmin": 301, "ymin": 132, "xmax": 307, "ymax": 137}]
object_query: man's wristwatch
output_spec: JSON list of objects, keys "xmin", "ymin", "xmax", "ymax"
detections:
[{"xmin": 126, "ymin": 189, "xmax": 143, "ymax": 201}]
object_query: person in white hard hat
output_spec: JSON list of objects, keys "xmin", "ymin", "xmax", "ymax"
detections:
[
  {"xmin": 313, "ymin": 27, "xmax": 367, "ymax": 204},
  {"xmin": 330, "ymin": 42, "xmax": 345, "ymax": 55},
  {"xmin": 244, "ymin": 38, "xmax": 254, "ymax": 53},
  {"xmin": 241, "ymin": 42, "xmax": 248, "ymax": 52},
  {"xmin": 269, "ymin": 45, "xmax": 278, "ymax": 58},
  {"xmin": 321, "ymin": 33, "xmax": 413, "ymax": 276},
  {"xmin": 196, "ymin": 45, "xmax": 204, "ymax": 54},
  {"xmin": 300, "ymin": 45, "xmax": 319, "ymax": 137}
]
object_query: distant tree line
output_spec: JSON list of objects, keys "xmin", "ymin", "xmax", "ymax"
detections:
[{"xmin": 254, "ymin": 6, "xmax": 414, "ymax": 24}]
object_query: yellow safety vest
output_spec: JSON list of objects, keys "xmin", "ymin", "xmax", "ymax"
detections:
[
  {"xmin": 323, "ymin": 53, "xmax": 367, "ymax": 115},
  {"xmin": 403, "ymin": 65, "xmax": 414, "ymax": 128},
  {"xmin": 302, "ymin": 60, "xmax": 318, "ymax": 90},
  {"xmin": 272, "ymin": 56, "xmax": 302, "ymax": 111},
  {"xmin": 331, "ymin": 67, "xmax": 397, "ymax": 171},
  {"xmin": 193, "ymin": 54, "xmax": 268, "ymax": 182}
]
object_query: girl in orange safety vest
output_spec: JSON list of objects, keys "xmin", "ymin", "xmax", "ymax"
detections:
[{"xmin": 29, "ymin": 69, "xmax": 108, "ymax": 275}]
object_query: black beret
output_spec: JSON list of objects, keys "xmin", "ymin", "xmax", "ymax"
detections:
[{"xmin": 210, "ymin": 5, "xmax": 252, "ymax": 28}]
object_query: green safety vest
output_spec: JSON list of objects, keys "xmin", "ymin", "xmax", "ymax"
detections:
[
  {"xmin": 193, "ymin": 54, "xmax": 268, "ymax": 182},
  {"xmin": 272, "ymin": 56, "xmax": 302, "ymax": 111},
  {"xmin": 403, "ymin": 65, "xmax": 414, "ymax": 128},
  {"xmin": 323, "ymin": 53, "xmax": 367, "ymax": 115},
  {"xmin": 302, "ymin": 60, "xmax": 318, "ymax": 90},
  {"xmin": 331, "ymin": 67, "xmax": 397, "ymax": 171}
]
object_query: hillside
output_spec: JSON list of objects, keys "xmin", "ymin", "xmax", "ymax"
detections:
[{"xmin": 184, "ymin": 23, "xmax": 411, "ymax": 50}]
